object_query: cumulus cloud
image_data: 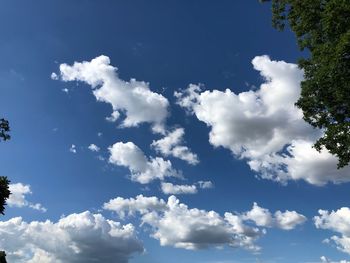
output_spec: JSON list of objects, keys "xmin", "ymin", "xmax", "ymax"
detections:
[
  {"xmin": 321, "ymin": 256, "xmax": 350, "ymax": 263},
  {"xmin": 151, "ymin": 128, "xmax": 199, "ymax": 165},
  {"xmin": 108, "ymin": 141, "xmax": 181, "ymax": 184},
  {"xmin": 69, "ymin": 144, "xmax": 77, "ymax": 154},
  {"xmin": 175, "ymin": 55, "xmax": 350, "ymax": 186},
  {"xmin": 103, "ymin": 195, "xmax": 167, "ymax": 219},
  {"xmin": 104, "ymin": 195, "xmax": 305, "ymax": 252},
  {"xmin": 243, "ymin": 202, "xmax": 306, "ymax": 230},
  {"xmin": 88, "ymin": 143, "xmax": 100, "ymax": 152},
  {"xmin": 0, "ymin": 211, "xmax": 143, "ymax": 263},
  {"xmin": 315, "ymin": 207, "xmax": 350, "ymax": 255},
  {"xmin": 160, "ymin": 181, "xmax": 214, "ymax": 195},
  {"xmin": 54, "ymin": 55, "xmax": 169, "ymax": 133},
  {"xmin": 8, "ymin": 183, "xmax": 46, "ymax": 212},
  {"xmin": 50, "ymin": 72, "xmax": 58, "ymax": 80},
  {"xmin": 161, "ymin": 182, "xmax": 197, "ymax": 195}
]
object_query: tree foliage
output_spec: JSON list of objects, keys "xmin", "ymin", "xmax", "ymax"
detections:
[
  {"xmin": 0, "ymin": 119, "xmax": 10, "ymax": 262},
  {"xmin": 0, "ymin": 119, "xmax": 10, "ymax": 142},
  {"xmin": 0, "ymin": 176, "xmax": 10, "ymax": 215},
  {"xmin": 262, "ymin": 0, "xmax": 350, "ymax": 168},
  {"xmin": 0, "ymin": 251, "xmax": 7, "ymax": 263},
  {"xmin": 0, "ymin": 118, "xmax": 10, "ymax": 215}
]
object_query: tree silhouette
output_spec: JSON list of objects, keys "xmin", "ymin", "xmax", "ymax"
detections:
[
  {"xmin": 0, "ymin": 119, "xmax": 10, "ymax": 142},
  {"xmin": 262, "ymin": 0, "xmax": 350, "ymax": 168},
  {"xmin": 0, "ymin": 118, "xmax": 10, "ymax": 263}
]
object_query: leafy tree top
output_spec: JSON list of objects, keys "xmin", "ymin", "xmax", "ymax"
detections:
[{"xmin": 262, "ymin": 0, "xmax": 350, "ymax": 168}]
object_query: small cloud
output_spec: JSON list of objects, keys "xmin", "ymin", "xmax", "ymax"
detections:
[
  {"xmin": 69, "ymin": 144, "xmax": 77, "ymax": 154},
  {"xmin": 88, "ymin": 144, "xmax": 100, "ymax": 152},
  {"xmin": 97, "ymin": 132, "xmax": 103, "ymax": 137},
  {"xmin": 197, "ymin": 180, "xmax": 214, "ymax": 189},
  {"xmin": 62, "ymin": 88, "xmax": 69, "ymax": 93},
  {"xmin": 97, "ymin": 155, "xmax": 105, "ymax": 161},
  {"xmin": 106, "ymin": 111, "xmax": 120, "ymax": 122},
  {"xmin": 51, "ymin": 72, "xmax": 59, "ymax": 80}
]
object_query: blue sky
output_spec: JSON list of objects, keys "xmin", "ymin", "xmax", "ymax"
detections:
[{"xmin": 0, "ymin": 1, "xmax": 350, "ymax": 263}]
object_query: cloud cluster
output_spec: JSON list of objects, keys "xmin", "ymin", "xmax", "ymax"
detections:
[
  {"xmin": 321, "ymin": 256, "xmax": 350, "ymax": 263},
  {"xmin": 0, "ymin": 211, "xmax": 143, "ymax": 263},
  {"xmin": 69, "ymin": 144, "xmax": 77, "ymax": 154},
  {"xmin": 54, "ymin": 55, "xmax": 169, "ymax": 133},
  {"xmin": 315, "ymin": 207, "xmax": 350, "ymax": 255},
  {"xmin": 175, "ymin": 55, "xmax": 350, "ymax": 186},
  {"xmin": 104, "ymin": 195, "xmax": 305, "ymax": 251},
  {"xmin": 108, "ymin": 142, "xmax": 181, "ymax": 184},
  {"xmin": 8, "ymin": 183, "xmax": 46, "ymax": 212},
  {"xmin": 151, "ymin": 128, "xmax": 199, "ymax": 165}
]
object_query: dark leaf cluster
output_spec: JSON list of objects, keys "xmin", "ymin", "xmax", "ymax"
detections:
[
  {"xmin": 0, "ymin": 119, "xmax": 10, "ymax": 142},
  {"xmin": 264, "ymin": 0, "xmax": 350, "ymax": 168}
]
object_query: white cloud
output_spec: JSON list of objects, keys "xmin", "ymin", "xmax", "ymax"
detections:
[
  {"xmin": 151, "ymin": 128, "xmax": 199, "ymax": 165},
  {"xmin": 108, "ymin": 142, "xmax": 181, "ymax": 184},
  {"xmin": 175, "ymin": 55, "xmax": 350, "ymax": 186},
  {"xmin": 0, "ymin": 211, "xmax": 143, "ymax": 263},
  {"xmin": 104, "ymin": 195, "xmax": 305, "ymax": 252},
  {"xmin": 243, "ymin": 202, "xmax": 306, "ymax": 230},
  {"xmin": 88, "ymin": 143, "xmax": 100, "ymax": 152},
  {"xmin": 161, "ymin": 182, "xmax": 197, "ymax": 195},
  {"xmin": 160, "ymin": 181, "xmax": 214, "ymax": 195},
  {"xmin": 50, "ymin": 72, "xmax": 58, "ymax": 80},
  {"xmin": 314, "ymin": 208, "xmax": 350, "ymax": 255},
  {"xmin": 69, "ymin": 144, "xmax": 77, "ymax": 154},
  {"xmin": 321, "ymin": 256, "xmax": 350, "ymax": 263},
  {"xmin": 106, "ymin": 111, "xmax": 120, "ymax": 122},
  {"xmin": 54, "ymin": 55, "xmax": 169, "ymax": 133},
  {"xmin": 103, "ymin": 195, "xmax": 167, "ymax": 219},
  {"xmin": 8, "ymin": 183, "xmax": 46, "ymax": 212},
  {"xmin": 197, "ymin": 180, "xmax": 214, "ymax": 189}
]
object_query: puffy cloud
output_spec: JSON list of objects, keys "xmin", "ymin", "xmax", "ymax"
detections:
[
  {"xmin": 103, "ymin": 195, "xmax": 167, "ymax": 219},
  {"xmin": 243, "ymin": 202, "xmax": 306, "ymax": 230},
  {"xmin": 54, "ymin": 55, "xmax": 169, "ymax": 133},
  {"xmin": 8, "ymin": 183, "xmax": 46, "ymax": 212},
  {"xmin": 160, "ymin": 181, "xmax": 214, "ymax": 195},
  {"xmin": 321, "ymin": 256, "xmax": 350, "ymax": 263},
  {"xmin": 104, "ymin": 195, "xmax": 305, "ymax": 252},
  {"xmin": 315, "ymin": 208, "xmax": 350, "ymax": 255},
  {"xmin": 175, "ymin": 55, "xmax": 350, "ymax": 186},
  {"xmin": 108, "ymin": 142, "xmax": 181, "ymax": 184},
  {"xmin": 151, "ymin": 128, "xmax": 199, "ymax": 165},
  {"xmin": 50, "ymin": 72, "xmax": 58, "ymax": 80},
  {"xmin": 69, "ymin": 144, "xmax": 77, "ymax": 154},
  {"xmin": 88, "ymin": 143, "xmax": 100, "ymax": 152},
  {"xmin": 0, "ymin": 211, "xmax": 143, "ymax": 263},
  {"xmin": 161, "ymin": 182, "xmax": 197, "ymax": 195}
]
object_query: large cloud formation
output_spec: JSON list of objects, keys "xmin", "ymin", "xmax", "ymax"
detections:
[
  {"xmin": 175, "ymin": 55, "xmax": 350, "ymax": 186},
  {"xmin": 104, "ymin": 195, "xmax": 306, "ymax": 252},
  {"xmin": 54, "ymin": 55, "xmax": 169, "ymax": 133},
  {"xmin": 0, "ymin": 211, "xmax": 143, "ymax": 263},
  {"xmin": 315, "ymin": 207, "xmax": 350, "ymax": 255},
  {"xmin": 108, "ymin": 141, "xmax": 181, "ymax": 184}
]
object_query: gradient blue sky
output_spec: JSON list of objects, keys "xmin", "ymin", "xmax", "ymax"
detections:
[{"xmin": 0, "ymin": 1, "xmax": 349, "ymax": 263}]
